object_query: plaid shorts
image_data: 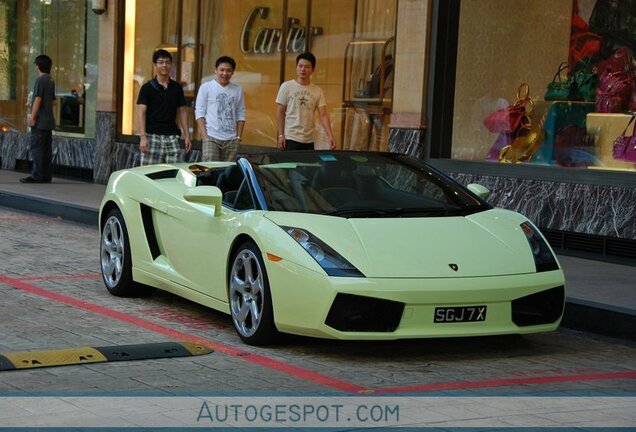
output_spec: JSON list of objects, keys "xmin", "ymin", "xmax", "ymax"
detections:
[
  {"xmin": 140, "ymin": 134, "xmax": 182, "ymax": 166},
  {"xmin": 202, "ymin": 137, "xmax": 239, "ymax": 162}
]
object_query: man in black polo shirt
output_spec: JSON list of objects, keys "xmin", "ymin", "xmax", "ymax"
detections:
[{"xmin": 136, "ymin": 49, "xmax": 191, "ymax": 165}]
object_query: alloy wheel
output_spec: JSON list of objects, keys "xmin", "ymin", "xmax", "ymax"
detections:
[
  {"xmin": 230, "ymin": 248, "xmax": 265, "ymax": 337},
  {"xmin": 101, "ymin": 215, "xmax": 124, "ymax": 288}
]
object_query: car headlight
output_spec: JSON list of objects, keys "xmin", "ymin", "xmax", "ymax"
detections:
[
  {"xmin": 281, "ymin": 226, "xmax": 364, "ymax": 277},
  {"xmin": 520, "ymin": 222, "xmax": 559, "ymax": 272}
]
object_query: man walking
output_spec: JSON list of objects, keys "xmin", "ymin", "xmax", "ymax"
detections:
[
  {"xmin": 195, "ymin": 56, "xmax": 246, "ymax": 161},
  {"xmin": 276, "ymin": 52, "xmax": 335, "ymax": 150},
  {"xmin": 137, "ymin": 49, "xmax": 191, "ymax": 165},
  {"xmin": 21, "ymin": 54, "xmax": 55, "ymax": 183}
]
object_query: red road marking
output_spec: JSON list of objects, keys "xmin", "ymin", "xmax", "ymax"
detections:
[
  {"xmin": 16, "ymin": 273, "xmax": 101, "ymax": 281},
  {"xmin": 0, "ymin": 274, "xmax": 364, "ymax": 393},
  {"xmin": 371, "ymin": 371, "xmax": 636, "ymax": 394},
  {"xmin": 1, "ymin": 273, "xmax": 635, "ymax": 394}
]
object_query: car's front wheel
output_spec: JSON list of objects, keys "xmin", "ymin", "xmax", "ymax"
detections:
[
  {"xmin": 100, "ymin": 208, "xmax": 150, "ymax": 297},
  {"xmin": 229, "ymin": 241, "xmax": 278, "ymax": 345}
]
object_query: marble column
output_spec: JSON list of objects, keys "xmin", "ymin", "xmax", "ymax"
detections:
[
  {"xmin": 93, "ymin": 111, "xmax": 116, "ymax": 184},
  {"xmin": 387, "ymin": 0, "xmax": 432, "ymax": 162},
  {"xmin": 388, "ymin": 128, "xmax": 426, "ymax": 159}
]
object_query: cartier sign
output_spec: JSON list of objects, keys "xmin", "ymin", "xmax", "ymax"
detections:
[{"xmin": 240, "ymin": 7, "xmax": 322, "ymax": 54}]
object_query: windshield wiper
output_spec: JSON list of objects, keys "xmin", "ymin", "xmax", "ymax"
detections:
[
  {"xmin": 323, "ymin": 206, "xmax": 485, "ymax": 218},
  {"xmin": 323, "ymin": 208, "xmax": 396, "ymax": 218}
]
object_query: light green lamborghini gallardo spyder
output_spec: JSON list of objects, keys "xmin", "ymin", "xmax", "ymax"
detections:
[{"xmin": 99, "ymin": 151, "xmax": 565, "ymax": 346}]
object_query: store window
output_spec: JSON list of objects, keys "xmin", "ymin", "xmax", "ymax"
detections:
[
  {"xmin": 0, "ymin": 0, "xmax": 22, "ymax": 131},
  {"xmin": 451, "ymin": 0, "xmax": 636, "ymax": 171},
  {"xmin": 122, "ymin": 0, "xmax": 397, "ymax": 151},
  {"xmin": 28, "ymin": 0, "xmax": 98, "ymax": 138}
]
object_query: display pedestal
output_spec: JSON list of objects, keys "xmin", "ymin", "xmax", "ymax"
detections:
[{"xmin": 586, "ymin": 113, "xmax": 635, "ymax": 170}]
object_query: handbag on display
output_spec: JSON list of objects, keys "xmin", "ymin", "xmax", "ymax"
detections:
[
  {"xmin": 483, "ymin": 83, "xmax": 533, "ymax": 134},
  {"xmin": 545, "ymin": 61, "xmax": 598, "ymax": 102},
  {"xmin": 569, "ymin": 0, "xmax": 602, "ymax": 66},
  {"xmin": 594, "ymin": 46, "xmax": 633, "ymax": 76},
  {"xmin": 572, "ymin": 58, "xmax": 600, "ymax": 102},
  {"xmin": 595, "ymin": 70, "xmax": 633, "ymax": 112},
  {"xmin": 612, "ymin": 115, "xmax": 636, "ymax": 162},
  {"xmin": 545, "ymin": 63, "xmax": 574, "ymax": 101},
  {"xmin": 589, "ymin": 0, "xmax": 636, "ymax": 48}
]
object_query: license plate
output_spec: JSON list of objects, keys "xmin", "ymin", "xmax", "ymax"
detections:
[{"xmin": 434, "ymin": 306, "xmax": 487, "ymax": 323}]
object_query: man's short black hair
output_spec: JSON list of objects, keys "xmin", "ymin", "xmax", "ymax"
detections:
[
  {"xmin": 153, "ymin": 49, "xmax": 173, "ymax": 63},
  {"xmin": 296, "ymin": 52, "xmax": 316, "ymax": 69},
  {"xmin": 215, "ymin": 56, "xmax": 236, "ymax": 70},
  {"xmin": 34, "ymin": 55, "xmax": 52, "ymax": 74}
]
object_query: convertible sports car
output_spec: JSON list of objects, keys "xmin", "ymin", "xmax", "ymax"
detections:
[{"xmin": 99, "ymin": 151, "xmax": 565, "ymax": 345}]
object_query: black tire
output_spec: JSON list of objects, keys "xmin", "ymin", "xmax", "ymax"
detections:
[
  {"xmin": 100, "ymin": 208, "xmax": 152, "ymax": 297},
  {"xmin": 229, "ymin": 241, "xmax": 279, "ymax": 345}
]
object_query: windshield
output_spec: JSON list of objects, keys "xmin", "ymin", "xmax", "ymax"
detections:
[{"xmin": 249, "ymin": 152, "xmax": 491, "ymax": 217}]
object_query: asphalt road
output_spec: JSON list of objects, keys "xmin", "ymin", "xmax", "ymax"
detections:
[{"xmin": 1, "ymin": 205, "xmax": 635, "ymax": 428}]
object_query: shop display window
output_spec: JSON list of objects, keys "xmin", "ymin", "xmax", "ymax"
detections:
[
  {"xmin": 121, "ymin": 0, "xmax": 397, "ymax": 151},
  {"xmin": 452, "ymin": 0, "xmax": 636, "ymax": 172},
  {"xmin": 27, "ymin": 0, "xmax": 98, "ymax": 138},
  {"xmin": 0, "ymin": 0, "xmax": 23, "ymax": 132}
]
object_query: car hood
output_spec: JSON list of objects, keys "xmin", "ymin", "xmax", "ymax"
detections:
[{"xmin": 264, "ymin": 209, "xmax": 537, "ymax": 278}]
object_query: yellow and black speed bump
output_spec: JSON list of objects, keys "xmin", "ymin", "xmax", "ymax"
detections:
[{"xmin": 0, "ymin": 342, "xmax": 212, "ymax": 371}]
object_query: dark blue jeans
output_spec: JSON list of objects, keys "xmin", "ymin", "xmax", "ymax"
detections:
[{"xmin": 29, "ymin": 127, "xmax": 53, "ymax": 182}]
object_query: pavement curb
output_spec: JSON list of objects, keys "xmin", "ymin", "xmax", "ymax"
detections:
[
  {"xmin": 0, "ymin": 190, "xmax": 98, "ymax": 226},
  {"xmin": 563, "ymin": 299, "xmax": 636, "ymax": 341}
]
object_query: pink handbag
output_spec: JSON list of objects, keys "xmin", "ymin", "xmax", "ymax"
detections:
[
  {"xmin": 483, "ymin": 83, "xmax": 533, "ymax": 134},
  {"xmin": 596, "ymin": 71, "xmax": 633, "ymax": 113},
  {"xmin": 612, "ymin": 115, "xmax": 636, "ymax": 162}
]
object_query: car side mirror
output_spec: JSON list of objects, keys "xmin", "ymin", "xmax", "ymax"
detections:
[
  {"xmin": 467, "ymin": 183, "xmax": 490, "ymax": 200},
  {"xmin": 184, "ymin": 186, "xmax": 223, "ymax": 216}
]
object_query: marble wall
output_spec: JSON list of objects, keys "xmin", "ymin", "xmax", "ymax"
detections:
[
  {"xmin": 450, "ymin": 173, "xmax": 636, "ymax": 240},
  {"xmin": 0, "ymin": 131, "xmax": 95, "ymax": 170}
]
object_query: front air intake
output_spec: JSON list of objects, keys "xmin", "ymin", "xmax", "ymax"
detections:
[
  {"xmin": 512, "ymin": 286, "xmax": 565, "ymax": 326},
  {"xmin": 325, "ymin": 294, "xmax": 404, "ymax": 332}
]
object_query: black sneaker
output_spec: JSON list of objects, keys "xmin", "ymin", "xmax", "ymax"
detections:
[{"xmin": 20, "ymin": 177, "xmax": 39, "ymax": 183}]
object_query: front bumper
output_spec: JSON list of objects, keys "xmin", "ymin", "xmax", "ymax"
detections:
[{"xmin": 266, "ymin": 259, "xmax": 565, "ymax": 340}]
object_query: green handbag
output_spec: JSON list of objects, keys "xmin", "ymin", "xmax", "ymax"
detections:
[
  {"xmin": 545, "ymin": 63, "xmax": 572, "ymax": 101},
  {"xmin": 571, "ymin": 58, "xmax": 599, "ymax": 102}
]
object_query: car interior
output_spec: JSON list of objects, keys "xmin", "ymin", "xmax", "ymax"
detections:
[{"xmin": 192, "ymin": 156, "xmax": 478, "ymax": 216}]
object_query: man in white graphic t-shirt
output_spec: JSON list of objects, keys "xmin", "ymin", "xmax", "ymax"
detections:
[
  {"xmin": 275, "ymin": 52, "xmax": 336, "ymax": 150},
  {"xmin": 195, "ymin": 56, "xmax": 246, "ymax": 161}
]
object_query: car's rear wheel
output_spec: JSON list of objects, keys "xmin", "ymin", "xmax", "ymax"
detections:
[
  {"xmin": 229, "ymin": 241, "xmax": 278, "ymax": 345},
  {"xmin": 100, "ymin": 208, "xmax": 150, "ymax": 297}
]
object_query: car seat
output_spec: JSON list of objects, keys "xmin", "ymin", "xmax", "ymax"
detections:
[
  {"xmin": 311, "ymin": 159, "xmax": 360, "ymax": 207},
  {"xmin": 216, "ymin": 164, "xmax": 244, "ymax": 205}
]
